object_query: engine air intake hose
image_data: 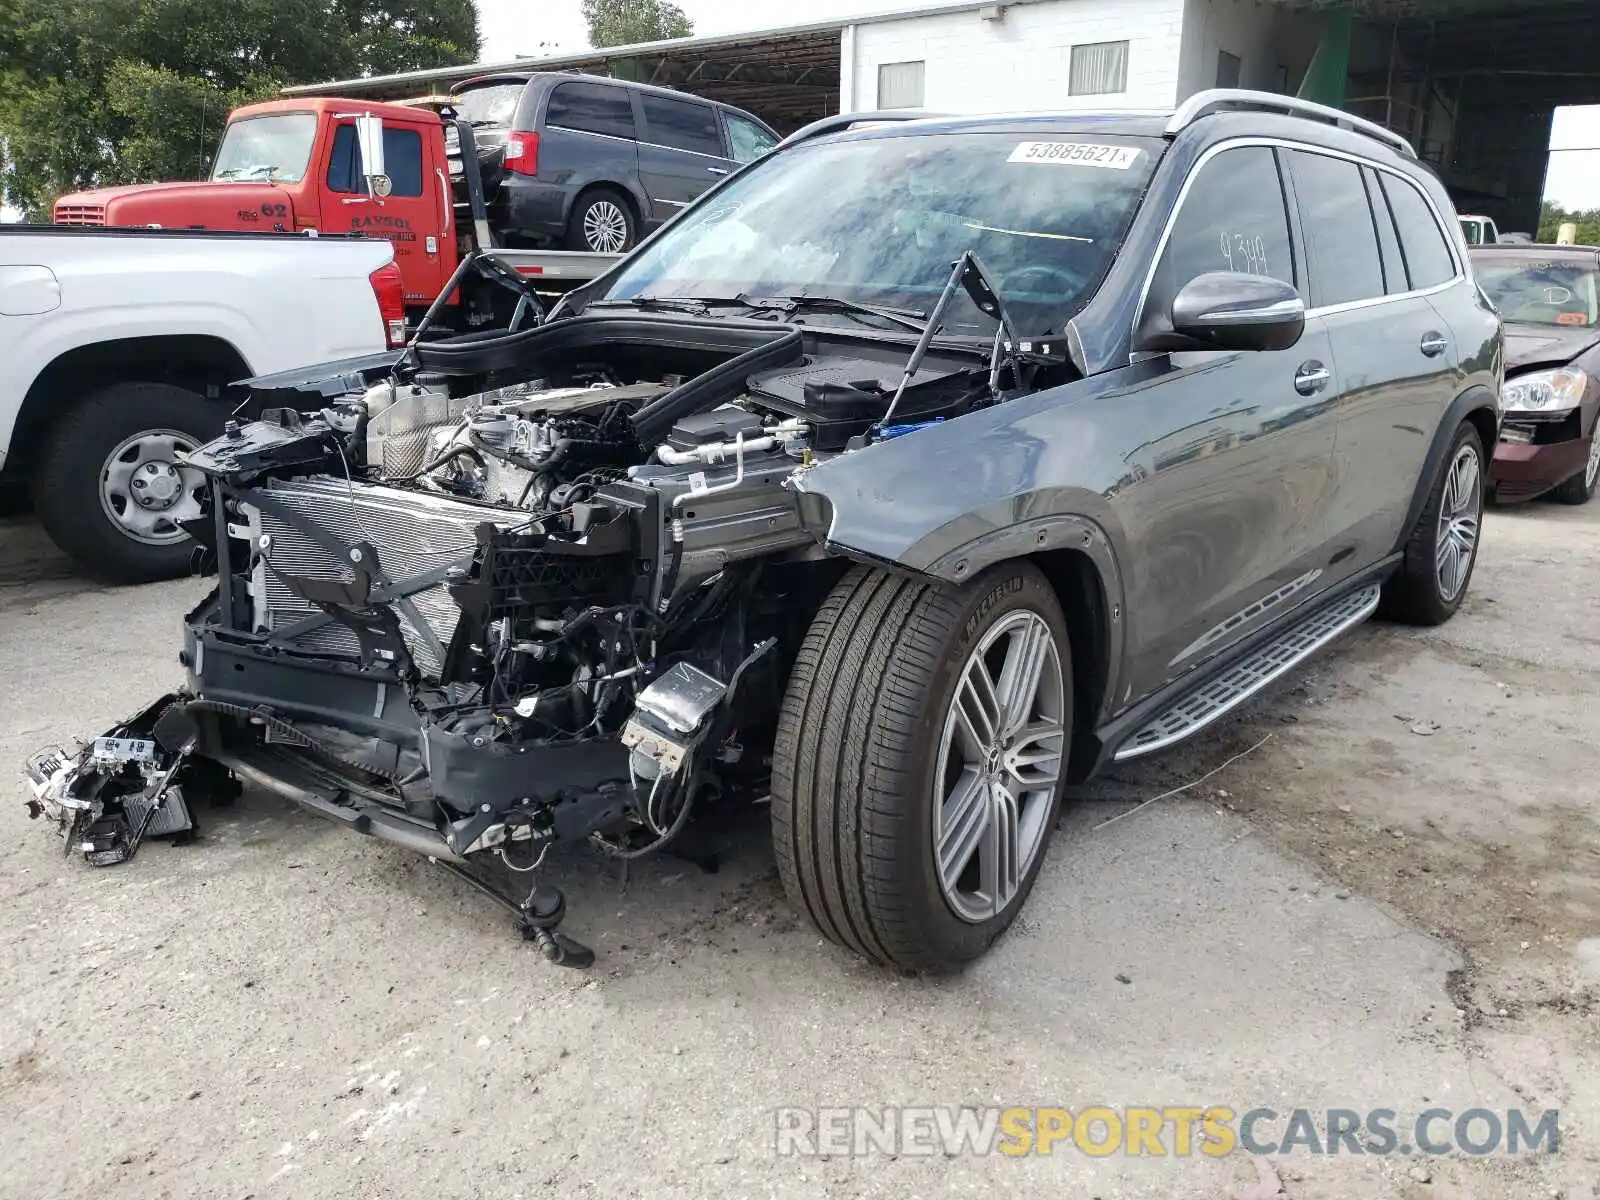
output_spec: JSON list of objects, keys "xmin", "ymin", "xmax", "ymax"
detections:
[{"xmin": 630, "ymin": 328, "xmax": 804, "ymax": 447}]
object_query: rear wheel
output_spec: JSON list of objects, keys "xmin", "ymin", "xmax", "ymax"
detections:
[
  {"xmin": 1551, "ymin": 430, "xmax": 1600, "ymax": 505},
  {"xmin": 31, "ymin": 382, "xmax": 219, "ymax": 583},
  {"xmin": 565, "ymin": 188, "xmax": 636, "ymax": 254},
  {"xmin": 1380, "ymin": 422, "xmax": 1485, "ymax": 626},
  {"xmin": 771, "ymin": 563, "xmax": 1071, "ymax": 972}
]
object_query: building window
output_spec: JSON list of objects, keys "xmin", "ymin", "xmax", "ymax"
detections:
[
  {"xmin": 1217, "ymin": 50, "xmax": 1242, "ymax": 89},
  {"xmin": 878, "ymin": 60, "xmax": 926, "ymax": 108},
  {"xmin": 1069, "ymin": 41, "xmax": 1129, "ymax": 96}
]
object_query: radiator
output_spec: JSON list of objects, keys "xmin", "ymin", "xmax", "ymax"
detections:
[{"xmin": 250, "ymin": 477, "xmax": 515, "ymax": 678}]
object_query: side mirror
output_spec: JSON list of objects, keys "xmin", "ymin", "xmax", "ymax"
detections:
[
  {"xmin": 354, "ymin": 113, "xmax": 389, "ymax": 196},
  {"xmin": 1168, "ymin": 271, "xmax": 1305, "ymax": 352}
]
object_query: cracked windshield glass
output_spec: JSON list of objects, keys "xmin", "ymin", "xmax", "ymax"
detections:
[{"xmin": 600, "ymin": 130, "xmax": 1161, "ymax": 336}]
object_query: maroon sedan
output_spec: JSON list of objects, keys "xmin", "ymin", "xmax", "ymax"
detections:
[{"xmin": 1472, "ymin": 244, "xmax": 1600, "ymax": 504}]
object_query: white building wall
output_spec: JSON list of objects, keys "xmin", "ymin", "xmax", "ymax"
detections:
[
  {"xmin": 1177, "ymin": 0, "xmax": 1324, "ymax": 99},
  {"xmin": 846, "ymin": 0, "xmax": 1190, "ymax": 115}
]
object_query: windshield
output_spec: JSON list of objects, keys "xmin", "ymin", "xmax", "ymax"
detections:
[
  {"xmin": 597, "ymin": 131, "xmax": 1162, "ymax": 336},
  {"xmin": 210, "ymin": 113, "xmax": 318, "ymax": 183},
  {"xmin": 453, "ymin": 83, "xmax": 524, "ymax": 128},
  {"xmin": 1475, "ymin": 256, "xmax": 1599, "ymax": 328}
]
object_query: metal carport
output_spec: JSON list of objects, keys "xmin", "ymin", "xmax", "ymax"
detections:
[
  {"xmin": 279, "ymin": 20, "xmax": 853, "ymax": 135},
  {"xmin": 1278, "ymin": 0, "xmax": 1600, "ymax": 232}
]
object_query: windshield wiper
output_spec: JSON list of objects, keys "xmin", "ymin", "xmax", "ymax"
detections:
[
  {"xmin": 586, "ymin": 296, "xmax": 714, "ymax": 317},
  {"xmin": 741, "ymin": 293, "xmax": 928, "ymax": 334}
]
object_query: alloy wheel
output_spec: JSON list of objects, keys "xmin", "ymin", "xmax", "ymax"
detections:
[
  {"xmin": 99, "ymin": 429, "xmax": 205, "ymax": 546},
  {"xmin": 933, "ymin": 610, "xmax": 1066, "ymax": 923},
  {"xmin": 1586, "ymin": 432, "xmax": 1600, "ymax": 491},
  {"xmin": 1435, "ymin": 442, "xmax": 1482, "ymax": 602},
  {"xmin": 583, "ymin": 201, "xmax": 629, "ymax": 253}
]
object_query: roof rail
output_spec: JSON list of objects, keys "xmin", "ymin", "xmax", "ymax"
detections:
[
  {"xmin": 1166, "ymin": 89, "xmax": 1418, "ymax": 159},
  {"xmin": 777, "ymin": 110, "xmax": 947, "ymax": 150}
]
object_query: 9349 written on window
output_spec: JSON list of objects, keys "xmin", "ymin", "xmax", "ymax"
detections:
[{"xmin": 1159, "ymin": 146, "xmax": 1296, "ymax": 293}]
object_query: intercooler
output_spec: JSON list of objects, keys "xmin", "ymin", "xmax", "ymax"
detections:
[{"xmin": 249, "ymin": 477, "xmax": 516, "ymax": 677}]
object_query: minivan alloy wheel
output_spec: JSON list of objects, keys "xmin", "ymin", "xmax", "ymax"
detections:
[
  {"xmin": 583, "ymin": 201, "xmax": 629, "ymax": 253},
  {"xmin": 934, "ymin": 610, "xmax": 1066, "ymax": 923},
  {"xmin": 1435, "ymin": 442, "xmax": 1482, "ymax": 602}
]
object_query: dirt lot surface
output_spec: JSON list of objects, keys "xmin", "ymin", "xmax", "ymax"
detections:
[{"xmin": 1, "ymin": 502, "xmax": 1596, "ymax": 1200}]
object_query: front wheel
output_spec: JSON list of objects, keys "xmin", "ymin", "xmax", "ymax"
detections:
[
  {"xmin": 771, "ymin": 563, "xmax": 1072, "ymax": 972},
  {"xmin": 1380, "ymin": 422, "xmax": 1485, "ymax": 625},
  {"xmin": 31, "ymin": 382, "xmax": 220, "ymax": 584}
]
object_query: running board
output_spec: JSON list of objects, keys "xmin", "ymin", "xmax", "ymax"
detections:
[{"xmin": 1113, "ymin": 582, "xmax": 1383, "ymax": 762}]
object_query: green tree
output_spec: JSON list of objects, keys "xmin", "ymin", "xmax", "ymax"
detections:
[
  {"xmin": 0, "ymin": 0, "xmax": 479, "ymax": 218},
  {"xmin": 1538, "ymin": 200, "xmax": 1600, "ymax": 246},
  {"xmin": 581, "ymin": 0, "xmax": 693, "ymax": 48}
]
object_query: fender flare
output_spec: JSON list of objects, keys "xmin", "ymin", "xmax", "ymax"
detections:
[
  {"xmin": 1394, "ymin": 385, "xmax": 1501, "ymax": 553},
  {"xmin": 919, "ymin": 511, "xmax": 1128, "ymax": 733}
]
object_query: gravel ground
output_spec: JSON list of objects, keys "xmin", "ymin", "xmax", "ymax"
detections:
[{"xmin": 1, "ymin": 501, "xmax": 1596, "ymax": 1200}]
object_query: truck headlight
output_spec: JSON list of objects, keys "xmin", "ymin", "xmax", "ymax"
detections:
[{"xmin": 1501, "ymin": 367, "xmax": 1588, "ymax": 414}]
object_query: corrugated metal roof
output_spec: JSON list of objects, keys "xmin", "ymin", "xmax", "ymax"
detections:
[{"xmin": 281, "ymin": 0, "xmax": 1051, "ymax": 100}]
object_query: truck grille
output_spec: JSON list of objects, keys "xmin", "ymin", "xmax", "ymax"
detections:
[
  {"xmin": 251, "ymin": 477, "xmax": 514, "ymax": 678},
  {"xmin": 54, "ymin": 203, "xmax": 106, "ymax": 225}
]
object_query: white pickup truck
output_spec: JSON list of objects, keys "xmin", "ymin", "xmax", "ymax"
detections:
[{"xmin": 1, "ymin": 226, "xmax": 402, "ymax": 581}]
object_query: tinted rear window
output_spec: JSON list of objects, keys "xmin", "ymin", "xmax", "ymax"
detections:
[
  {"xmin": 1289, "ymin": 149, "xmax": 1385, "ymax": 307},
  {"xmin": 1381, "ymin": 174, "xmax": 1458, "ymax": 290},
  {"xmin": 546, "ymin": 82, "xmax": 637, "ymax": 140},
  {"xmin": 641, "ymin": 93, "xmax": 725, "ymax": 157}
]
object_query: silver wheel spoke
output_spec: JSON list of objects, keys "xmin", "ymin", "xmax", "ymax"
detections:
[
  {"xmin": 1435, "ymin": 444, "xmax": 1482, "ymax": 603},
  {"xmin": 994, "ymin": 619, "xmax": 1052, "ymax": 737},
  {"xmin": 955, "ymin": 664, "xmax": 1001, "ymax": 756},
  {"xmin": 937, "ymin": 768, "xmax": 989, "ymax": 887},
  {"xmin": 1004, "ymin": 720, "xmax": 1066, "ymax": 791},
  {"xmin": 1455, "ymin": 455, "xmax": 1480, "ymax": 513},
  {"xmin": 978, "ymin": 782, "xmax": 1021, "ymax": 918},
  {"xmin": 932, "ymin": 609, "xmax": 1065, "ymax": 924}
]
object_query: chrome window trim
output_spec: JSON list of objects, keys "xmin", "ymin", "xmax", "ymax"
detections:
[
  {"xmin": 640, "ymin": 140, "xmax": 728, "ymax": 161},
  {"xmin": 1132, "ymin": 135, "xmax": 1466, "ymax": 346},
  {"xmin": 545, "ymin": 122, "xmax": 638, "ymax": 145}
]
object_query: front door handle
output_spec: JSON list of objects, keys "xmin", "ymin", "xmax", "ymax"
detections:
[
  {"xmin": 1421, "ymin": 332, "xmax": 1449, "ymax": 357},
  {"xmin": 1294, "ymin": 361, "xmax": 1331, "ymax": 396},
  {"xmin": 707, "ymin": 166, "xmax": 730, "ymax": 176}
]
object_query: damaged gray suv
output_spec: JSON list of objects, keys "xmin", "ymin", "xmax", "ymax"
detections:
[{"xmin": 24, "ymin": 91, "xmax": 1502, "ymax": 972}]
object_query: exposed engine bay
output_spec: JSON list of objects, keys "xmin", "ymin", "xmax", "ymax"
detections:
[{"xmin": 23, "ymin": 261, "xmax": 1072, "ymax": 965}]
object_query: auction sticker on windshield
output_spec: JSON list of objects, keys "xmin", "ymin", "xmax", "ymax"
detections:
[{"xmin": 1008, "ymin": 142, "xmax": 1142, "ymax": 169}]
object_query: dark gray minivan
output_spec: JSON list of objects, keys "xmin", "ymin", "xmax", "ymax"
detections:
[{"xmin": 449, "ymin": 71, "xmax": 780, "ymax": 254}]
